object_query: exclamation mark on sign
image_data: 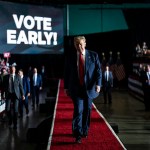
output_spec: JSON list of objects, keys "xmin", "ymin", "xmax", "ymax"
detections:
[{"xmin": 53, "ymin": 33, "xmax": 57, "ymax": 45}]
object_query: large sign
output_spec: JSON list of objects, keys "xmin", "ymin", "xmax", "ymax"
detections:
[
  {"xmin": 7, "ymin": 14, "xmax": 57, "ymax": 45},
  {"xmin": 0, "ymin": 1, "xmax": 64, "ymax": 54}
]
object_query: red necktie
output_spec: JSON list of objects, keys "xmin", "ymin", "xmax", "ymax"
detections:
[{"xmin": 79, "ymin": 53, "xmax": 84, "ymax": 85}]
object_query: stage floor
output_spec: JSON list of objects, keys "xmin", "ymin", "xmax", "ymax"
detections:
[{"xmin": 0, "ymin": 85, "xmax": 150, "ymax": 150}]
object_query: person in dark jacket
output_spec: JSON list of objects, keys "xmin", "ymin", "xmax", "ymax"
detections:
[
  {"xmin": 64, "ymin": 36, "xmax": 102, "ymax": 143},
  {"xmin": 18, "ymin": 69, "xmax": 30, "ymax": 118},
  {"xmin": 102, "ymin": 64, "xmax": 113, "ymax": 104},
  {"xmin": 3, "ymin": 66, "xmax": 25, "ymax": 129},
  {"xmin": 31, "ymin": 68, "xmax": 42, "ymax": 108}
]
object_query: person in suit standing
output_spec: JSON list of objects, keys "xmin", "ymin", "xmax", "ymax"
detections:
[
  {"xmin": 144, "ymin": 65, "xmax": 150, "ymax": 111},
  {"xmin": 102, "ymin": 64, "xmax": 113, "ymax": 104},
  {"xmin": 0, "ymin": 67, "xmax": 8, "ymax": 98},
  {"xmin": 0, "ymin": 68, "xmax": 8, "ymax": 121},
  {"xmin": 139, "ymin": 64, "xmax": 149, "ymax": 111},
  {"xmin": 40, "ymin": 65, "xmax": 47, "ymax": 87},
  {"xmin": 27, "ymin": 66, "xmax": 33, "ymax": 83},
  {"xmin": 3, "ymin": 66, "xmax": 25, "ymax": 129},
  {"xmin": 31, "ymin": 67, "xmax": 42, "ymax": 109},
  {"xmin": 18, "ymin": 69, "xmax": 30, "ymax": 118},
  {"xmin": 64, "ymin": 36, "xmax": 102, "ymax": 143}
]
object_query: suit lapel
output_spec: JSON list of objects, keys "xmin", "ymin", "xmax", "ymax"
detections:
[
  {"xmin": 85, "ymin": 50, "xmax": 92, "ymax": 73},
  {"xmin": 105, "ymin": 71, "xmax": 107, "ymax": 80},
  {"xmin": 23, "ymin": 77, "xmax": 25, "ymax": 85},
  {"xmin": 13, "ymin": 74, "xmax": 16, "ymax": 82}
]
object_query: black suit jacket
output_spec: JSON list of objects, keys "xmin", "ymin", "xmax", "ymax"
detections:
[
  {"xmin": 64, "ymin": 50, "xmax": 102, "ymax": 99},
  {"xmin": 30, "ymin": 74, "xmax": 42, "ymax": 89},
  {"xmin": 102, "ymin": 71, "xmax": 113, "ymax": 88},
  {"xmin": 22, "ymin": 76, "xmax": 30, "ymax": 96},
  {"xmin": 3, "ymin": 74, "xmax": 24, "ymax": 99}
]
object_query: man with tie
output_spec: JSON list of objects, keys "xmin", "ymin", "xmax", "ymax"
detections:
[
  {"xmin": 102, "ymin": 64, "xmax": 113, "ymax": 104},
  {"xmin": 40, "ymin": 65, "xmax": 47, "ymax": 87},
  {"xmin": 139, "ymin": 64, "xmax": 149, "ymax": 111},
  {"xmin": 0, "ymin": 67, "xmax": 8, "ymax": 98},
  {"xmin": 3, "ymin": 66, "xmax": 25, "ymax": 129},
  {"xmin": 18, "ymin": 69, "xmax": 30, "ymax": 118},
  {"xmin": 31, "ymin": 68, "xmax": 42, "ymax": 108},
  {"xmin": 64, "ymin": 36, "xmax": 102, "ymax": 143},
  {"xmin": 144, "ymin": 65, "xmax": 150, "ymax": 111}
]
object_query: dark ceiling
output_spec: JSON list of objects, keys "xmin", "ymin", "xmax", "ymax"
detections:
[{"xmin": 1, "ymin": 0, "xmax": 150, "ymax": 5}]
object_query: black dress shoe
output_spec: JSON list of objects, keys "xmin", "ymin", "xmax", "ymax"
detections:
[{"xmin": 75, "ymin": 136, "xmax": 81, "ymax": 144}]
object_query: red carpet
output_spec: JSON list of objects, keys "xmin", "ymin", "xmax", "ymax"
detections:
[{"xmin": 47, "ymin": 80, "xmax": 126, "ymax": 150}]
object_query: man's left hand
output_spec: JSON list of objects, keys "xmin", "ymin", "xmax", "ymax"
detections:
[
  {"xmin": 96, "ymin": 85, "xmax": 101, "ymax": 93},
  {"xmin": 22, "ymin": 96, "xmax": 25, "ymax": 100}
]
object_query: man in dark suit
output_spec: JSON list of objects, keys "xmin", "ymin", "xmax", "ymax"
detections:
[
  {"xmin": 0, "ymin": 67, "xmax": 8, "ymax": 98},
  {"xmin": 31, "ymin": 67, "xmax": 42, "ymax": 108},
  {"xmin": 3, "ymin": 66, "xmax": 25, "ymax": 129},
  {"xmin": 18, "ymin": 69, "xmax": 30, "ymax": 118},
  {"xmin": 40, "ymin": 65, "xmax": 47, "ymax": 87},
  {"xmin": 140, "ymin": 64, "xmax": 150, "ymax": 111},
  {"xmin": 145, "ymin": 65, "xmax": 150, "ymax": 111},
  {"xmin": 64, "ymin": 36, "xmax": 102, "ymax": 143},
  {"xmin": 102, "ymin": 64, "xmax": 113, "ymax": 104},
  {"xmin": 0, "ymin": 67, "xmax": 8, "ymax": 121}
]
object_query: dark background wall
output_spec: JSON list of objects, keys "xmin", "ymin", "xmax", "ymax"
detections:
[
  {"xmin": 124, "ymin": 8, "xmax": 150, "ymax": 46},
  {"xmin": 64, "ymin": 30, "xmax": 133, "ymax": 78},
  {"xmin": 2, "ymin": 54, "xmax": 65, "ymax": 78},
  {"xmin": 1, "ymin": 2, "xmax": 150, "ymax": 81}
]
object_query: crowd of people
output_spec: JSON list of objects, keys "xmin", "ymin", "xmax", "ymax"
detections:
[
  {"xmin": 0, "ymin": 57, "xmax": 47, "ymax": 129},
  {"xmin": 135, "ymin": 42, "xmax": 150, "ymax": 57},
  {"xmin": 64, "ymin": 36, "xmax": 117, "ymax": 144},
  {"xmin": 0, "ymin": 38, "xmax": 149, "ymax": 144},
  {"xmin": 138, "ymin": 63, "xmax": 150, "ymax": 111}
]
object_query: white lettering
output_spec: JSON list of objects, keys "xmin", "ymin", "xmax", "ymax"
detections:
[
  {"xmin": 44, "ymin": 32, "xmax": 54, "ymax": 45},
  {"xmin": 13, "ymin": 14, "xmax": 24, "ymax": 29},
  {"xmin": 28, "ymin": 31, "xmax": 38, "ymax": 44},
  {"xmin": 7, "ymin": 30, "xmax": 17, "ymax": 44},
  {"xmin": 43, "ymin": 17, "xmax": 52, "ymax": 31},
  {"xmin": 7, "ymin": 15, "xmax": 56, "ymax": 45},
  {"xmin": 38, "ymin": 32, "xmax": 46, "ymax": 45},
  {"xmin": 24, "ymin": 16, "xmax": 35, "ymax": 30},
  {"xmin": 7, "ymin": 30, "xmax": 57, "ymax": 45},
  {"xmin": 53, "ymin": 32, "xmax": 57, "ymax": 45},
  {"xmin": 17, "ymin": 30, "xmax": 28, "ymax": 44},
  {"xmin": 34, "ymin": 16, "xmax": 43, "ymax": 30}
]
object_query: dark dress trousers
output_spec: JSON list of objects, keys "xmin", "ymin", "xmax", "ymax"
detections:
[
  {"xmin": 140, "ymin": 71, "xmax": 150, "ymax": 111},
  {"xmin": 64, "ymin": 50, "xmax": 102, "ymax": 138},
  {"xmin": 3, "ymin": 74, "xmax": 24, "ymax": 127},
  {"xmin": 102, "ymin": 71, "xmax": 113, "ymax": 104},
  {"xmin": 19, "ymin": 76, "xmax": 30, "ymax": 117},
  {"xmin": 31, "ymin": 74, "xmax": 42, "ymax": 107}
]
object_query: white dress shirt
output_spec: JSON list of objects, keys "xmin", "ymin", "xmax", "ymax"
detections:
[{"xmin": 33, "ymin": 73, "xmax": 37, "ymax": 86}]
